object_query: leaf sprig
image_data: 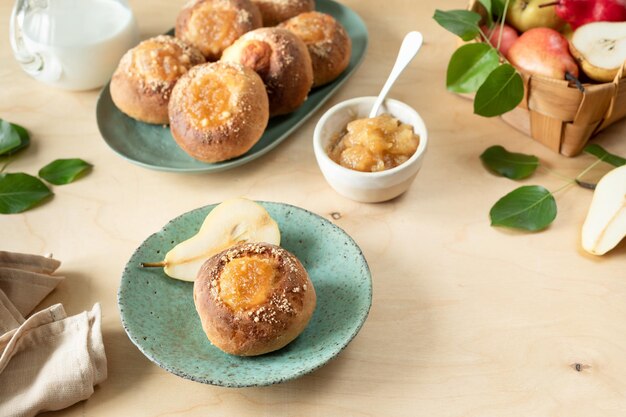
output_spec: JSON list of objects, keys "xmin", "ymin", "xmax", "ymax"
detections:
[
  {"xmin": 0, "ymin": 119, "xmax": 93, "ymax": 214},
  {"xmin": 433, "ymin": 1, "xmax": 525, "ymax": 117},
  {"xmin": 481, "ymin": 144, "xmax": 625, "ymax": 231}
]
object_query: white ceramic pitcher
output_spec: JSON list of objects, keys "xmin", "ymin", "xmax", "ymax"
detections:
[{"xmin": 10, "ymin": 0, "xmax": 139, "ymax": 90}]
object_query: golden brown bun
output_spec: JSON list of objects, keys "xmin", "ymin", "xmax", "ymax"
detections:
[
  {"xmin": 168, "ymin": 62, "xmax": 269, "ymax": 162},
  {"xmin": 175, "ymin": 0, "xmax": 262, "ymax": 61},
  {"xmin": 110, "ymin": 35, "xmax": 205, "ymax": 124},
  {"xmin": 251, "ymin": 0, "xmax": 315, "ymax": 27},
  {"xmin": 279, "ymin": 11, "xmax": 351, "ymax": 87},
  {"xmin": 221, "ymin": 27, "xmax": 313, "ymax": 116},
  {"xmin": 194, "ymin": 242, "xmax": 316, "ymax": 356}
]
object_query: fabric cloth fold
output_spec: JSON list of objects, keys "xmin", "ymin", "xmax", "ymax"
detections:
[
  {"xmin": 0, "ymin": 252, "xmax": 107, "ymax": 417},
  {"xmin": 0, "ymin": 268, "xmax": 64, "ymax": 319},
  {"xmin": 0, "ymin": 252, "xmax": 61, "ymax": 275},
  {"xmin": 0, "ymin": 289, "xmax": 24, "ymax": 334}
]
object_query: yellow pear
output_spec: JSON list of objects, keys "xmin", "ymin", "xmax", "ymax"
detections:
[
  {"xmin": 506, "ymin": 0, "xmax": 564, "ymax": 32},
  {"xmin": 581, "ymin": 165, "xmax": 626, "ymax": 256},
  {"xmin": 142, "ymin": 198, "xmax": 280, "ymax": 281}
]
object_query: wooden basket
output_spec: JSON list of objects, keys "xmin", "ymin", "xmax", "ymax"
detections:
[{"xmin": 468, "ymin": 0, "xmax": 626, "ymax": 157}]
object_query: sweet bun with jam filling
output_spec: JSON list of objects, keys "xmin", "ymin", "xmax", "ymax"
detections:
[
  {"xmin": 110, "ymin": 35, "xmax": 205, "ymax": 124},
  {"xmin": 194, "ymin": 242, "xmax": 316, "ymax": 356},
  {"xmin": 168, "ymin": 61, "xmax": 269, "ymax": 162},
  {"xmin": 221, "ymin": 27, "xmax": 313, "ymax": 116},
  {"xmin": 176, "ymin": 0, "xmax": 262, "ymax": 61}
]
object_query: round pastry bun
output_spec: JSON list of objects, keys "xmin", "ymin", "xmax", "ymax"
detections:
[
  {"xmin": 279, "ymin": 11, "xmax": 351, "ymax": 87},
  {"xmin": 110, "ymin": 35, "xmax": 205, "ymax": 124},
  {"xmin": 251, "ymin": 0, "xmax": 315, "ymax": 27},
  {"xmin": 221, "ymin": 27, "xmax": 313, "ymax": 116},
  {"xmin": 194, "ymin": 242, "xmax": 316, "ymax": 356},
  {"xmin": 175, "ymin": 0, "xmax": 262, "ymax": 61},
  {"xmin": 168, "ymin": 62, "xmax": 269, "ymax": 162}
]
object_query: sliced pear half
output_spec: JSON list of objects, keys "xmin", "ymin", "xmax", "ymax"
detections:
[
  {"xmin": 570, "ymin": 22, "xmax": 626, "ymax": 82},
  {"xmin": 581, "ymin": 165, "xmax": 626, "ymax": 256},
  {"xmin": 142, "ymin": 198, "xmax": 280, "ymax": 281}
]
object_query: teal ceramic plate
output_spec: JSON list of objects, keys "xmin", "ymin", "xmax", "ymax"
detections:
[
  {"xmin": 118, "ymin": 202, "xmax": 372, "ymax": 387},
  {"xmin": 97, "ymin": 0, "xmax": 368, "ymax": 173}
]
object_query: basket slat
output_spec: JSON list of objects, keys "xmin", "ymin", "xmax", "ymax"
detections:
[
  {"xmin": 530, "ymin": 112, "xmax": 563, "ymax": 152},
  {"xmin": 527, "ymin": 77, "xmax": 582, "ymax": 121},
  {"xmin": 573, "ymin": 83, "xmax": 615, "ymax": 126},
  {"xmin": 600, "ymin": 68, "xmax": 626, "ymax": 129},
  {"xmin": 562, "ymin": 122, "xmax": 601, "ymax": 156}
]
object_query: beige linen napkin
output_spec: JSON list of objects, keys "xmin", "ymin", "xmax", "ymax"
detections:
[{"xmin": 0, "ymin": 252, "xmax": 107, "ymax": 417}]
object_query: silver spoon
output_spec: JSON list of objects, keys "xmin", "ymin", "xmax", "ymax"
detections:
[{"xmin": 369, "ymin": 31, "xmax": 424, "ymax": 118}]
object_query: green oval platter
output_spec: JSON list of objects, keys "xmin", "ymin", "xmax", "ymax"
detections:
[{"xmin": 96, "ymin": 0, "xmax": 368, "ymax": 172}]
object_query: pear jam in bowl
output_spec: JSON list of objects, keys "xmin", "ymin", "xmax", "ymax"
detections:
[
  {"xmin": 327, "ymin": 113, "xmax": 420, "ymax": 172},
  {"xmin": 313, "ymin": 96, "xmax": 428, "ymax": 203}
]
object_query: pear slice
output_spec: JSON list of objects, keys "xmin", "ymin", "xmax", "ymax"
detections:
[
  {"xmin": 570, "ymin": 22, "xmax": 626, "ymax": 82},
  {"xmin": 581, "ymin": 165, "xmax": 626, "ymax": 256},
  {"xmin": 143, "ymin": 198, "xmax": 280, "ymax": 281}
]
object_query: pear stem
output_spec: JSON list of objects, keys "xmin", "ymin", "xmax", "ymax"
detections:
[
  {"xmin": 477, "ymin": 16, "xmax": 512, "ymax": 66},
  {"xmin": 496, "ymin": 0, "xmax": 510, "ymax": 53},
  {"xmin": 478, "ymin": 27, "xmax": 511, "ymax": 65},
  {"xmin": 538, "ymin": 1, "xmax": 559, "ymax": 7},
  {"xmin": 477, "ymin": 27, "xmax": 492, "ymax": 45},
  {"xmin": 540, "ymin": 166, "xmax": 575, "ymax": 182},
  {"xmin": 573, "ymin": 159, "xmax": 604, "ymax": 190},
  {"xmin": 575, "ymin": 179, "xmax": 596, "ymax": 190},
  {"xmin": 550, "ymin": 181, "xmax": 574, "ymax": 196},
  {"xmin": 565, "ymin": 72, "xmax": 585, "ymax": 93},
  {"xmin": 140, "ymin": 261, "xmax": 166, "ymax": 268}
]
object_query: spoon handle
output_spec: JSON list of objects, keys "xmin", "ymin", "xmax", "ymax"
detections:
[{"xmin": 369, "ymin": 31, "xmax": 423, "ymax": 118}]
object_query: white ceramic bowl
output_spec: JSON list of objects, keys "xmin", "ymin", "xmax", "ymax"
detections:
[{"xmin": 313, "ymin": 96, "xmax": 428, "ymax": 203}]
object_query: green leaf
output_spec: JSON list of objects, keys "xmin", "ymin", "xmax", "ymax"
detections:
[
  {"xmin": 479, "ymin": 0, "xmax": 492, "ymax": 14},
  {"xmin": 0, "ymin": 173, "xmax": 53, "ymax": 214},
  {"xmin": 583, "ymin": 144, "xmax": 626, "ymax": 167},
  {"xmin": 10, "ymin": 123, "xmax": 31, "ymax": 154},
  {"xmin": 474, "ymin": 64, "xmax": 524, "ymax": 117},
  {"xmin": 490, "ymin": 185, "xmax": 557, "ymax": 231},
  {"xmin": 38, "ymin": 158, "xmax": 93, "ymax": 185},
  {"xmin": 0, "ymin": 120, "xmax": 30, "ymax": 157},
  {"xmin": 447, "ymin": 43, "xmax": 500, "ymax": 93},
  {"xmin": 433, "ymin": 9, "xmax": 481, "ymax": 41},
  {"xmin": 480, "ymin": 145, "xmax": 539, "ymax": 179},
  {"xmin": 478, "ymin": 0, "xmax": 493, "ymax": 26},
  {"xmin": 0, "ymin": 120, "xmax": 21, "ymax": 155},
  {"xmin": 492, "ymin": 0, "xmax": 507, "ymax": 19}
]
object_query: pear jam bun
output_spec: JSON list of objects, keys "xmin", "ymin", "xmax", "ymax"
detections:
[
  {"xmin": 221, "ymin": 27, "xmax": 313, "ymax": 116},
  {"xmin": 279, "ymin": 11, "xmax": 351, "ymax": 87},
  {"xmin": 175, "ymin": 0, "xmax": 262, "ymax": 61},
  {"xmin": 168, "ymin": 62, "xmax": 269, "ymax": 162},
  {"xmin": 251, "ymin": 0, "xmax": 315, "ymax": 26},
  {"xmin": 110, "ymin": 35, "xmax": 205, "ymax": 124},
  {"xmin": 194, "ymin": 242, "xmax": 316, "ymax": 356}
]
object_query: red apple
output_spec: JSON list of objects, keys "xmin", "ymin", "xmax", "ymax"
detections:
[
  {"xmin": 545, "ymin": 0, "xmax": 626, "ymax": 29},
  {"xmin": 580, "ymin": 0, "xmax": 626, "ymax": 26},
  {"xmin": 508, "ymin": 27, "xmax": 579, "ymax": 79},
  {"xmin": 481, "ymin": 24, "xmax": 519, "ymax": 58}
]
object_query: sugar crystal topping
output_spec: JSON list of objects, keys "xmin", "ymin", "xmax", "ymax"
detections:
[
  {"xmin": 171, "ymin": 62, "xmax": 263, "ymax": 132},
  {"xmin": 207, "ymin": 243, "xmax": 307, "ymax": 324},
  {"xmin": 123, "ymin": 35, "xmax": 205, "ymax": 100}
]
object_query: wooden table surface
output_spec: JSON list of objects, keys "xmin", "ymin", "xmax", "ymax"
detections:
[{"xmin": 2, "ymin": 0, "xmax": 626, "ymax": 415}]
